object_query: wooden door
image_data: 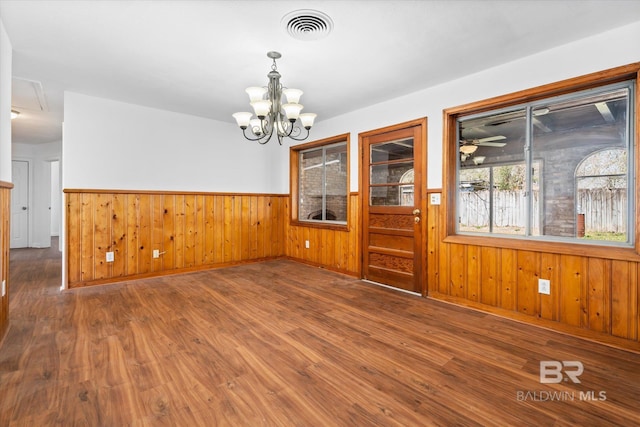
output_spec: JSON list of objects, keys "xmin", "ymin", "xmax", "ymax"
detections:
[
  {"xmin": 11, "ymin": 160, "xmax": 29, "ymax": 249},
  {"xmin": 361, "ymin": 118, "xmax": 426, "ymax": 294}
]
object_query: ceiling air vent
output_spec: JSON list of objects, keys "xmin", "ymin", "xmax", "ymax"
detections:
[{"xmin": 282, "ymin": 9, "xmax": 333, "ymax": 41}]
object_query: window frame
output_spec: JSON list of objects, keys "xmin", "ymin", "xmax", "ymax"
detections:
[
  {"xmin": 442, "ymin": 62, "xmax": 640, "ymax": 261},
  {"xmin": 290, "ymin": 133, "xmax": 350, "ymax": 230}
]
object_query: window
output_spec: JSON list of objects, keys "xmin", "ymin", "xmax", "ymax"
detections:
[
  {"xmin": 454, "ymin": 81, "xmax": 634, "ymax": 246},
  {"xmin": 369, "ymin": 139, "xmax": 415, "ymax": 206},
  {"xmin": 290, "ymin": 134, "xmax": 349, "ymax": 226}
]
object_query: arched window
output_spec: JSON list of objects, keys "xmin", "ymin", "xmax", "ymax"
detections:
[
  {"xmin": 575, "ymin": 149, "xmax": 627, "ymax": 240},
  {"xmin": 399, "ymin": 168, "xmax": 414, "ymax": 206}
]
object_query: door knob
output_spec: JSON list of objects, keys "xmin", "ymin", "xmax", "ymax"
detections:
[
  {"xmin": 412, "ymin": 208, "xmax": 421, "ymax": 215},
  {"xmin": 22, "ymin": 206, "xmax": 27, "ymax": 211},
  {"xmin": 414, "ymin": 217, "xmax": 421, "ymax": 223}
]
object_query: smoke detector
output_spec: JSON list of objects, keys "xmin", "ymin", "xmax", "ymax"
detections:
[{"xmin": 282, "ymin": 9, "xmax": 333, "ymax": 41}]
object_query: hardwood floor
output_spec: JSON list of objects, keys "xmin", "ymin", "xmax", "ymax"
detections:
[{"xmin": 1, "ymin": 242, "xmax": 639, "ymax": 426}]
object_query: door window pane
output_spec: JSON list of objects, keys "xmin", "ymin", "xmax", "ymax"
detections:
[
  {"xmin": 371, "ymin": 139, "xmax": 413, "ymax": 162},
  {"xmin": 370, "ymin": 139, "xmax": 414, "ymax": 206}
]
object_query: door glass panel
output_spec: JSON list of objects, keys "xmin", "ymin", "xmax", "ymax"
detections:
[
  {"xmin": 370, "ymin": 186, "xmax": 400, "ymax": 206},
  {"xmin": 370, "ymin": 162, "xmax": 414, "ymax": 184},
  {"xmin": 371, "ymin": 139, "xmax": 414, "ymax": 162},
  {"xmin": 370, "ymin": 138, "xmax": 414, "ymax": 206},
  {"xmin": 399, "ymin": 168, "xmax": 414, "ymax": 206}
]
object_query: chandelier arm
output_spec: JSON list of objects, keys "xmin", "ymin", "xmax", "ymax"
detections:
[
  {"xmin": 286, "ymin": 125, "xmax": 311, "ymax": 141},
  {"xmin": 254, "ymin": 129, "xmax": 275, "ymax": 145},
  {"xmin": 257, "ymin": 134, "xmax": 273, "ymax": 145},
  {"xmin": 241, "ymin": 127, "xmax": 273, "ymax": 143},
  {"xmin": 281, "ymin": 122, "xmax": 298, "ymax": 138}
]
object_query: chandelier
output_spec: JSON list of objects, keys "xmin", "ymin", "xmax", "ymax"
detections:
[{"xmin": 232, "ymin": 51, "xmax": 317, "ymax": 145}]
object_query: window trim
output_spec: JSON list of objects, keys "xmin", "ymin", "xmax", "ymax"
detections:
[
  {"xmin": 442, "ymin": 62, "xmax": 640, "ymax": 262},
  {"xmin": 290, "ymin": 133, "xmax": 350, "ymax": 230}
]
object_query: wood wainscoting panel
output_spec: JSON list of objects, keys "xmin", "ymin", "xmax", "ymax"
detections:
[
  {"xmin": 285, "ymin": 193, "xmax": 360, "ymax": 276},
  {"xmin": 0, "ymin": 182, "xmax": 12, "ymax": 342},
  {"xmin": 516, "ymin": 250, "xmax": 540, "ymax": 317},
  {"xmin": 479, "ymin": 246, "xmax": 499, "ymax": 306},
  {"xmin": 65, "ymin": 190, "xmax": 287, "ymax": 288},
  {"xmin": 539, "ymin": 252, "xmax": 560, "ymax": 322},
  {"xmin": 427, "ymin": 188, "xmax": 640, "ymax": 344}
]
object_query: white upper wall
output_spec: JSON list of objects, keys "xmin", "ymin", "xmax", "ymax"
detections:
[
  {"xmin": 63, "ymin": 92, "xmax": 276, "ymax": 192},
  {"xmin": 63, "ymin": 21, "xmax": 640, "ymax": 195},
  {"xmin": 274, "ymin": 20, "xmax": 640, "ymax": 193},
  {"xmin": 0, "ymin": 19, "xmax": 12, "ymax": 182}
]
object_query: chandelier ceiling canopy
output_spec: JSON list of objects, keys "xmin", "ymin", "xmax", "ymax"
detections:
[{"xmin": 232, "ymin": 51, "xmax": 316, "ymax": 145}]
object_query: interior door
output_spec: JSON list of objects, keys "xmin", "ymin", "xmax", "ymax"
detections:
[
  {"xmin": 362, "ymin": 119, "xmax": 426, "ymax": 294},
  {"xmin": 11, "ymin": 160, "xmax": 29, "ymax": 248}
]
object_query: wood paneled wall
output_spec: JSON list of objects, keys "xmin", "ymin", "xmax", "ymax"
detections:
[
  {"xmin": 285, "ymin": 193, "xmax": 361, "ymax": 276},
  {"xmin": 65, "ymin": 190, "xmax": 287, "ymax": 288},
  {"xmin": 0, "ymin": 182, "xmax": 12, "ymax": 342},
  {"xmin": 425, "ymin": 190, "xmax": 640, "ymax": 343},
  {"xmin": 64, "ymin": 187, "xmax": 639, "ymax": 345}
]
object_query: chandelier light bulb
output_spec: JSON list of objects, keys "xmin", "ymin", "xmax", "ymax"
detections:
[
  {"xmin": 283, "ymin": 88, "xmax": 303, "ymax": 104},
  {"xmin": 232, "ymin": 112, "xmax": 253, "ymax": 129},
  {"xmin": 299, "ymin": 113, "xmax": 317, "ymax": 129},
  {"xmin": 246, "ymin": 86, "xmax": 267, "ymax": 102},
  {"xmin": 282, "ymin": 103, "xmax": 303, "ymax": 121},
  {"xmin": 250, "ymin": 100, "xmax": 271, "ymax": 118}
]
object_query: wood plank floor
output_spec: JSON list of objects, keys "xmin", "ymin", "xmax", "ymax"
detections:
[{"xmin": 1, "ymin": 242, "xmax": 639, "ymax": 426}]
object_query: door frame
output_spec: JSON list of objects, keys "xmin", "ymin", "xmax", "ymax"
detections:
[{"xmin": 359, "ymin": 117, "xmax": 428, "ymax": 296}]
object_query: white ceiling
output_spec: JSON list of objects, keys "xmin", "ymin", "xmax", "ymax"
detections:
[{"xmin": 2, "ymin": 0, "xmax": 640, "ymax": 144}]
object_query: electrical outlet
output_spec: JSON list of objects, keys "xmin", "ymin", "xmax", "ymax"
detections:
[
  {"xmin": 1, "ymin": 280, "xmax": 5, "ymax": 297},
  {"xmin": 153, "ymin": 249, "xmax": 160, "ymax": 258},
  {"xmin": 538, "ymin": 278, "xmax": 551, "ymax": 295},
  {"xmin": 106, "ymin": 252, "xmax": 114, "ymax": 262},
  {"xmin": 305, "ymin": 240, "xmax": 310, "ymax": 249}
]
